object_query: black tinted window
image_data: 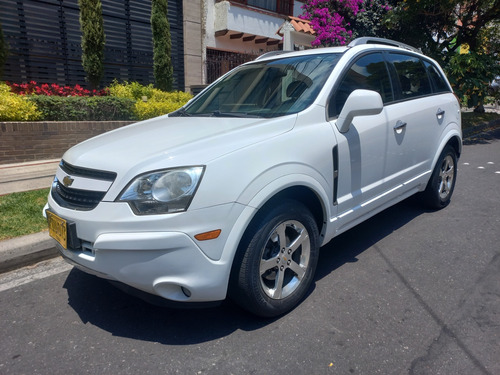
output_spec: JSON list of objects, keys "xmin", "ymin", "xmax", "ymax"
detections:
[
  {"xmin": 424, "ymin": 61, "xmax": 451, "ymax": 93},
  {"xmin": 330, "ymin": 53, "xmax": 392, "ymax": 118},
  {"xmin": 387, "ymin": 53, "xmax": 432, "ymax": 99}
]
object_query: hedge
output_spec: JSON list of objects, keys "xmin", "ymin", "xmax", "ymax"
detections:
[
  {"xmin": 0, "ymin": 81, "xmax": 193, "ymax": 122},
  {"xmin": 27, "ymin": 96, "xmax": 136, "ymax": 121}
]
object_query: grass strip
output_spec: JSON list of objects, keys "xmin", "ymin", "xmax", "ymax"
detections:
[
  {"xmin": 0, "ymin": 188, "xmax": 50, "ymax": 240},
  {"xmin": 462, "ymin": 111, "xmax": 500, "ymax": 130}
]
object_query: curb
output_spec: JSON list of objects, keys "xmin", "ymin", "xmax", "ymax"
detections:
[
  {"xmin": 1, "ymin": 119, "xmax": 499, "ymax": 275},
  {"xmin": 0, "ymin": 232, "xmax": 58, "ymax": 274},
  {"xmin": 462, "ymin": 118, "xmax": 500, "ymax": 144}
]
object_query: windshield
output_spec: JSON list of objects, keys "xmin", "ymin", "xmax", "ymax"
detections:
[{"xmin": 175, "ymin": 53, "xmax": 341, "ymax": 118}]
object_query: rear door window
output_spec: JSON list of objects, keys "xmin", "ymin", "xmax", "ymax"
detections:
[{"xmin": 387, "ymin": 53, "xmax": 432, "ymax": 99}]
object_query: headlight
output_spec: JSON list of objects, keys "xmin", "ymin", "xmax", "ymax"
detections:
[{"xmin": 117, "ymin": 166, "xmax": 204, "ymax": 215}]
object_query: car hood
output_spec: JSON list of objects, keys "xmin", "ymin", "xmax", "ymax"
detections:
[{"xmin": 62, "ymin": 114, "xmax": 295, "ymax": 177}]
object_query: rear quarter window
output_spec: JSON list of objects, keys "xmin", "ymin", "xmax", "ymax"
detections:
[{"xmin": 424, "ymin": 61, "xmax": 451, "ymax": 93}]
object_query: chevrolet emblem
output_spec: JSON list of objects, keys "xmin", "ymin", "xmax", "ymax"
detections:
[{"xmin": 62, "ymin": 176, "xmax": 74, "ymax": 187}]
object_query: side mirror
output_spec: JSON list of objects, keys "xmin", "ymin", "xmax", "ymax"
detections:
[{"xmin": 336, "ymin": 89, "xmax": 384, "ymax": 133}]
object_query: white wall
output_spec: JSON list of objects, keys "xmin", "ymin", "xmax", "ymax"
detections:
[{"xmin": 206, "ymin": 1, "xmax": 305, "ymax": 53}]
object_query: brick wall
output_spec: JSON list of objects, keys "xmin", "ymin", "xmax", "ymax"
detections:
[{"xmin": 0, "ymin": 121, "xmax": 135, "ymax": 165}]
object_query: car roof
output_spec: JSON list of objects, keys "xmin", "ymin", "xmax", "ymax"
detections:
[{"xmin": 254, "ymin": 37, "xmax": 423, "ymax": 62}]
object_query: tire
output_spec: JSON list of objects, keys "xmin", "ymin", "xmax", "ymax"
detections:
[
  {"xmin": 422, "ymin": 145, "xmax": 458, "ymax": 209},
  {"xmin": 229, "ymin": 200, "xmax": 320, "ymax": 318}
]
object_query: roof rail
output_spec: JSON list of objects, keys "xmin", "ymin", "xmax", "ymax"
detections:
[
  {"xmin": 255, "ymin": 50, "xmax": 291, "ymax": 60},
  {"xmin": 348, "ymin": 37, "xmax": 421, "ymax": 53}
]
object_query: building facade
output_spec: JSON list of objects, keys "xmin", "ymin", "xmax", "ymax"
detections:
[{"xmin": 203, "ymin": 0, "xmax": 306, "ymax": 84}]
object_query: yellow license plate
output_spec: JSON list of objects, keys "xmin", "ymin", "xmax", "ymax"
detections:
[{"xmin": 46, "ymin": 211, "xmax": 68, "ymax": 249}]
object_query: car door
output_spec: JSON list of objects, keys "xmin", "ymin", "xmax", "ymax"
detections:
[
  {"xmin": 328, "ymin": 52, "xmax": 394, "ymax": 230},
  {"xmin": 383, "ymin": 53, "xmax": 451, "ymax": 189}
]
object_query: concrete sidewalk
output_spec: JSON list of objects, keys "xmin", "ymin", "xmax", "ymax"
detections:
[
  {"xmin": 1, "ymin": 115, "xmax": 500, "ymax": 275},
  {"xmin": 0, "ymin": 159, "xmax": 60, "ymax": 196}
]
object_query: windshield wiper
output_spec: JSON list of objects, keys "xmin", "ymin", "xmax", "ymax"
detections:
[
  {"xmin": 211, "ymin": 111, "xmax": 261, "ymax": 118},
  {"xmin": 173, "ymin": 110, "xmax": 261, "ymax": 118}
]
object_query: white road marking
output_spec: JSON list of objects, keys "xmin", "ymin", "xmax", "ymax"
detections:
[{"xmin": 0, "ymin": 258, "xmax": 72, "ymax": 293}]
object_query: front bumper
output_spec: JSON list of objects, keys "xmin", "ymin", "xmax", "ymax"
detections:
[
  {"xmin": 45, "ymin": 196, "xmax": 251, "ymax": 303},
  {"xmin": 56, "ymin": 230, "xmax": 230, "ymax": 302}
]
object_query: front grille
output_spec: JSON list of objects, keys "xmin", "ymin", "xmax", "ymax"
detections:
[
  {"xmin": 52, "ymin": 160, "xmax": 117, "ymax": 211},
  {"xmin": 60, "ymin": 160, "xmax": 116, "ymax": 181},
  {"xmin": 52, "ymin": 182, "xmax": 106, "ymax": 210}
]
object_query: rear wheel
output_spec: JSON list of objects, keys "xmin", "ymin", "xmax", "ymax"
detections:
[
  {"xmin": 422, "ymin": 145, "xmax": 457, "ymax": 209},
  {"xmin": 230, "ymin": 200, "xmax": 320, "ymax": 317}
]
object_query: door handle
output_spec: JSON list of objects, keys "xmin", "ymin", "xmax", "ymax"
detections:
[
  {"xmin": 394, "ymin": 120, "xmax": 407, "ymax": 134},
  {"xmin": 436, "ymin": 108, "xmax": 445, "ymax": 120}
]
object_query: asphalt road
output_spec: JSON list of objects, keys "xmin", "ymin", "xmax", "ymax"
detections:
[{"xmin": 0, "ymin": 137, "xmax": 499, "ymax": 375}]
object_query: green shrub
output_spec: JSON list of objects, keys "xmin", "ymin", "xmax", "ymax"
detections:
[
  {"xmin": 108, "ymin": 81, "xmax": 192, "ymax": 120},
  {"xmin": 446, "ymin": 51, "xmax": 500, "ymax": 108},
  {"xmin": 134, "ymin": 89, "xmax": 192, "ymax": 120},
  {"xmin": 85, "ymin": 96, "xmax": 136, "ymax": 120},
  {"xmin": 108, "ymin": 80, "xmax": 155, "ymax": 100},
  {"xmin": 28, "ymin": 95, "xmax": 136, "ymax": 121},
  {"xmin": 0, "ymin": 83, "xmax": 41, "ymax": 121}
]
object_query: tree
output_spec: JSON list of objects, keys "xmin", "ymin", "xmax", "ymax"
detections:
[
  {"xmin": 78, "ymin": 0, "xmax": 106, "ymax": 89},
  {"xmin": 0, "ymin": 21, "xmax": 8, "ymax": 79},
  {"xmin": 385, "ymin": 0, "xmax": 500, "ymax": 57},
  {"xmin": 353, "ymin": 0, "xmax": 395, "ymax": 39},
  {"xmin": 300, "ymin": 0, "xmax": 395, "ymax": 46},
  {"xmin": 151, "ymin": 0, "xmax": 173, "ymax": 91}
]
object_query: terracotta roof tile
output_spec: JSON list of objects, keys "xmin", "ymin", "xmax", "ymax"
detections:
[
  {"xmin": 277, "ymin": 16, "xmax": 316, "ymax": 37},
  {"xmin": 288, "ymin": 16, "xmax": 315, "ymax": 35}
]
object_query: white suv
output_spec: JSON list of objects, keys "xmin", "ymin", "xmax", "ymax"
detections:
[{"xmin": 45, "ymin": 38, "xmax": 462, "ymax": 317}]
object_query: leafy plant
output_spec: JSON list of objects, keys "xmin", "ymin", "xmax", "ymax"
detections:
[
  {"xmin": 0, "ymin": 83, "xmax": 41, "ymax": 121},
  {"xmin": 107, "ymin": 80, "xmax": 155, "ymax": 100},
  {"xmin": 134, "ymin": 90, "xmax": 192, "ymax": 120},
  {"xmin": 7, "ymin": 81, "xmax": 109, "ymax": 96},
  {"xmin": 300, "ymin": 0, "xmax": 394, "ymax": 46},
  {"xmin": 108, "ymin": 80, "xmax": 192, "ymax": 119},
  {"xmin": 446, "ymin": 51, "xmax": 500, "ymax": 109}
]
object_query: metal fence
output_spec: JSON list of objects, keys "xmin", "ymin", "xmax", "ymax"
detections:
[
  {"xmin": 0, "ymin": 0, "xmax": 184, "ymax": 90},
  {"xmin": 206, "ymin": 49, "xmax": 259, "ymax": 84}
]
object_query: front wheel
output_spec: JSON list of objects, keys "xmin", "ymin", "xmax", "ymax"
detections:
[
  {"xmin": 422, "ymin": 145, "xmax": 458, "ymax": 209},
  {"xmin": 229, "ymin": 200, "xmax": 320, "ymax": 317}
]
